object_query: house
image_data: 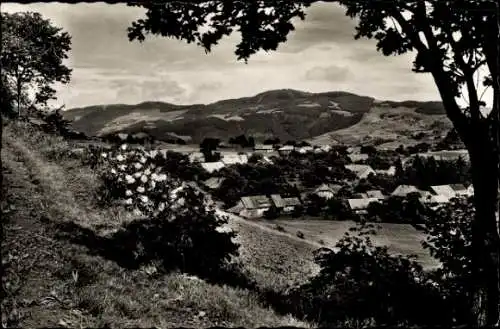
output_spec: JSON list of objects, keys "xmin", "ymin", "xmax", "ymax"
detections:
[
  {"xmin": 221, "ymin": 153, "xmax": 248, "ymax": 165},
  {"xmin": 320, "ymin": 145, "xmax": 332, "ymax": 152},
  {"xmin": 117, "ymin": 133, "xmax": 129, "ymax": 142},
  {"xmin": 392, "ymin": 185, "xmax": 425, "ymax": 197},
  {"xmin": 344, "ymin": 164, "xmax": 376, "ymax": 179},
  {"xmin": 314, "ymin": 183, "xmax": 342, "ymax": 199},
  {"xmin": 239, "ymin": 195, "xmax": 273, "ymax": 219},
  {"xmin": 450, "ymin": 184, "xmax": 470, "ymax": 197},
  {"xmin": 278, "ymin": 145, "xmax": 295, "ymax": 156},
  {"xmin": 348, "ymin": 153, "xmax": 369, "ymax": 163},
  {"xmin": 201, "ymin": 161, "xmax": 225, "ymax": 173},
  {"xmin": 270, "ymin": 194, "xmax": 302, "ymax": 213},
  {"xmin": 467, "ymin": 185, "xmax": 474, "ymax": 196},
  {"xmin": 430, "ymin": 185, "xmax": 457, "ymax": 199},
  {"xmin": 416, "ymin": 150, "xmax": 470, "ymax": 163},
  {"xmin": 421, "ymin": 194, "xmax": 451, "ymax": 206},
  {"xmin": 375, "ymin": 166, "xmax": 397, "ymax": 176},
  {"xmin": 202, "ymin": 177, "xmax": 225, "ymax": 190},
  {"xmin": 188, "ymin": 152, "xmax": 205, "ymax": 163},
  {"xmin": 297, "ymin": 146, "xmax": 314, "ymax": 154},
  {"xmin": 254, "ymin": 144, "xmax": 274, "ymax": 153},
  {"xmin": 260, "ymin": 156, "xmax": 274, "ymax": 165},
  {"xmin": 314, "ymin": 147, "xmax": 325, "ymax": 154},
  {"xmin": 348, "ymin": 198, "xmax": 380, "ymax": 214},
  {"xmin": 347, "ymin": 146, "xmax": 361, "ymax": 154},
  {"xmin": 365, "ymin": 190, "xmax": 385, "ymax": 200}
]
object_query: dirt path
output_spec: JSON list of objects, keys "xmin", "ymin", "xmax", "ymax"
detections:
[
  {"xmin": 216, "ymin": 209, "xmax": 326, "ymax": 249},
  {"xmin": 188, "ymin": 182, "xmax": 327, "ymax": 249}
]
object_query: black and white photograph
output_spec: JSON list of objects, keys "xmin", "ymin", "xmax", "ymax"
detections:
[{"xmin": 1, "ymin": 0, "xmax": 499, "ymax": 328}]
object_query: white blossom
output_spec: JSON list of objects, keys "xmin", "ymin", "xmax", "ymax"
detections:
[
  {"xmin": 124, "ymin": 198, "xmax": 133, "ymax": 205},
  {"xmin": 158, "ymin": 202, "xmax": 166, "ymax": 212},
  {"xmin": 133, "ymin": 172, "xmax": 142, "ymax": 178},
  {"xmin": 134, "ymin": 162, "xmax": 143, "ymax": 170},
  {"xmin": 101, "ymin": 152, "xmax": 108, "ymax": 158},
  {"xmin": 156, "ymin": 174, "xmax": 167, "ymax": 182},
  {"xmin": 125, "ymin": 175, "xmax": 135, "ymax": 184},
  {"xmin": 125, "ymin": 189, "xmax": 133, "ymax": 196},
  {"xmin": 139, "ymin": 156, "xmax": 147, "ymax": 164},
  {"xmin": 139, "ymin": 195, "xmax": 149, "ymax": 203},
  {"xmin": 141, "ymin": 175, "xmax": 148, "ymax": 183},
  {"xmin": 120, "ymin": 144, "xmax": 128, "ymax": 151},
  {"xmin": 150, "ymin": 150, "xmax": 158, "ymax": 158},
  {"xmin": 137, "ymin": 186, "xmax": 145, "ymax": 193},
  {"xmin": 116, "ymin": 154, "xmax": 125, "ymax": 162},
  {"xmin": 118, "ymin": 164, "xmax": 127, "ymax": 171},
  {"xmin": 144, "ymin": 168, "xmax": 151, "ymax": 175},
  {"xmin": 110, "ymin": 168, "xmax": 117, "ymax": 175}
]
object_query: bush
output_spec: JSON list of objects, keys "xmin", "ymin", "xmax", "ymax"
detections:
[
  {"xmin": 274, "ymin": 225, "xmax": 286, "ymax": 232},
  {"xmin": 91, "ymin": 143, "xmax": 241, "ymax": 278},
  {"xmin": 263, "ymin": 205, "xmax": 280, "ymax": 220},
  {"xmin": 283, "ymin": 224, "xmax": 451, "ymax": 327}
]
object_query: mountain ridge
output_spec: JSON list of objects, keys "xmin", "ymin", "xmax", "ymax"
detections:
[{"xmin": 63, "ymin": 89, "xmax": 451, "ymax": 146}]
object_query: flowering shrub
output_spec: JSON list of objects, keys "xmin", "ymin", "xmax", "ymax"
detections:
[{"xmin": 93, "ymin": 143, "xmax": 240, "ymax": 278}]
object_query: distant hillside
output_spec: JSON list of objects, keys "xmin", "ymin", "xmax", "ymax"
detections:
[{"xmin": 64, "ymin": 89, "xmax": 449, "ymax": 145}]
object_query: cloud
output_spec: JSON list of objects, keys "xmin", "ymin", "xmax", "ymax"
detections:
[
  {"xmin": 305, "ymin": 65, "xmax": 350, "ymax": 81},
  {"xmin": 2, "ymin": 1, "xmax": 450, "ymax": 109}
]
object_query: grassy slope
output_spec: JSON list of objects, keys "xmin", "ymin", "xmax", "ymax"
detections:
[
  {"xmin": 309, "ymin": 104, "xmax": 452, "ymax": 147},
  {"xmin": 257, "ymin": 219, "xmax": 440, "ymax": 270},
  {"xmin": 1, "ymin": 121, "xmax": 310, "ymax": 328}
]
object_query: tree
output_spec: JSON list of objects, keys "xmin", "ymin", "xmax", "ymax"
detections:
[
  {"xmin": 127, "ymin": 1, "xmax": 500, "ymax": 325},
  {"xmin": 1, "ymin": 12, "xmax": 72, "ymax": 116}
]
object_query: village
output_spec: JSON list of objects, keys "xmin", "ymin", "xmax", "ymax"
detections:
[{"xmin": 162, "ymin": 139, "xmax": 475, "ymax": 221}]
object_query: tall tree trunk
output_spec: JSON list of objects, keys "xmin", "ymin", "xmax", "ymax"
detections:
[{"xmin": 468, "ymin": 133, "xmax": 500, "ymax": 326}]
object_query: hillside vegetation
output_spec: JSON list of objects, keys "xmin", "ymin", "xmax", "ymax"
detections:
[
  {"xmin": 1, "ymin": 121, "xmax": 310, "ymax": 328},
  {"xmin": 64, "ymin": 89, "xmax": 449, "ymax": 145}
]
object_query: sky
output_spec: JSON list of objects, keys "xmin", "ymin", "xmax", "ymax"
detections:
[{"xmin": 1, "ymin": 2, "xmax": 493, "ymax": 109}]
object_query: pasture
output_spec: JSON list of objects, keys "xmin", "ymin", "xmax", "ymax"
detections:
[{"xmin": 257, "ymin": 219, "xmax": 441, "ymax": 270}]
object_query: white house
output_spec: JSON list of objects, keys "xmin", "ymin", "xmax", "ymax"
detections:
[
  {"xmin": 201, "ymin": 161, "xmax": 225, "ymax": 173},
  {"xmin": 278, "ymin": 145, "xmax": 295, "ymax": 156},
  {"xmin": 467, "ymin": 185, "xmax": 475, "ymax": 196},
  {"xmin": 348, "ymin": 153, "xmax": 369, "ymax": 163},
  {"xmin": 348, "ymin": 198, "xmax": 380, "ymax": 214},
  {"xmin": 344, "ymin": 164, "xmax": 376, "ymax": 179},
  {"xmin": 375, "ymin": 166, "xmax": 397, "ymax": 176},
  {"xmin": 450, "ymin": 184, "xmax": 471, "ymax": 197},
  {"xmin": 313, "ymin": 183, "xmax": 341, "ymax": 199},
  {"xmin": 221, "ymin": 153, "xmax": 248, "ymax": 165},
  {"xmin": 297, "ymin": 146, "xmax": 314, "ymax": 154},
  {"xmin": 365, "ymin": 190, "xmax": 385, "ymax": 200},
  {"xmin": 430, "ymin": 185, "xmax": 457, "ymax": 199},
  {"xmin": 254, "ymin": 144, "xmax": 274, "ymax": 153},
  {"xmin": 188, "ymin": 152, "xmax": 205, "ymax": 163}
]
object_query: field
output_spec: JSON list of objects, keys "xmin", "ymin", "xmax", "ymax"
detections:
[{"xmin": 257, "ymin": 219, "xmax": 441, "ymax": 270}]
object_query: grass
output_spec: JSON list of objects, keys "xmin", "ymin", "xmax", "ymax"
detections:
[
  {"xmin": 228, "ymin": 219, "xmax": 320, "ymax": 292},
  {"xmin": 257, "ymin": 218, "xmax": 441, "ymax": 270},
  {"xmin": 1, "ymin": 121, "xmax": 311, "ymax": 328}
]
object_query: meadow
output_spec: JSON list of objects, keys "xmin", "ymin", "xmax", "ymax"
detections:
[{"xmin": 257, "ymin": 219, "xmax": 441, "ymax": 270}]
